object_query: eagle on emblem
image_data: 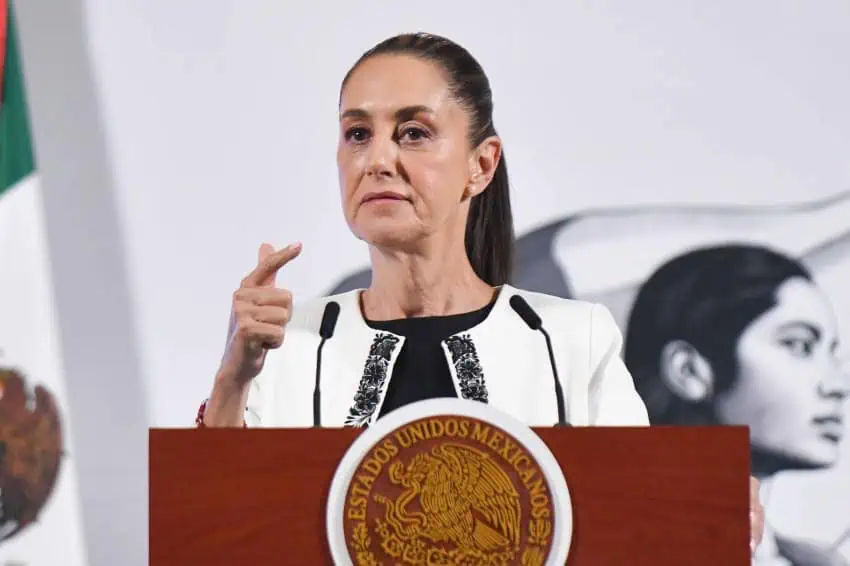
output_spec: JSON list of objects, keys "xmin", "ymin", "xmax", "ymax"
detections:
[
  {"xmin": 0, "ymin": 367, "xmax": 64, "ymax": 542},
  {"xmin": 379, "ymin": 442, "xmax": 522, "ymax": 553}
]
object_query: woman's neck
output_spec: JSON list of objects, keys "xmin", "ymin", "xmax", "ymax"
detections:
[{"xmin": 363, "ymin": 242, "xmax": 495, "ymax": 320}]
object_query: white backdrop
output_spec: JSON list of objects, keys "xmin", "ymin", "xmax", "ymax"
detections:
[{"xmin": 17, "ymin": 0, "xmax": 850, "ymax": 563}]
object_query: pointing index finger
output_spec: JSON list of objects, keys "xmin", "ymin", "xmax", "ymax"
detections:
[{"xmin": 243, "ymin": 242, "xmax": 302, "ymax": 287}]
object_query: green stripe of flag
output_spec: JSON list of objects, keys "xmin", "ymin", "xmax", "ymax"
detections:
[{"xmin": 0, "ymin": 0, "xmax": 35, "ymax": 194}]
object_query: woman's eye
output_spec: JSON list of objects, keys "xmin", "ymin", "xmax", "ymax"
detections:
[
  {"xmin": 781, "ymin": 337, "xmax": 815, "ymax": 357},
  {"xmin": 344, "ymin": 127, "xmax": 370, "ymax": 143},
  {"xmin": 399, "ymin": 126, "xmax": 428, "ymax": 142}
]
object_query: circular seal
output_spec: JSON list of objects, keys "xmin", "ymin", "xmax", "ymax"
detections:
[{"xmin": 327, "ymin": 398, "xmax": 572, "ymax": 565}]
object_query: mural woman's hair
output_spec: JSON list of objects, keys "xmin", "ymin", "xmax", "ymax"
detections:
[{"xmin": 624, "ymin": 244, "xmax": 812, "ymax": 424}]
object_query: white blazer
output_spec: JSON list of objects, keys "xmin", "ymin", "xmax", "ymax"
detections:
[{"xmin": 245, "ymin": 284, "xmax": 649, "ymax": 428}]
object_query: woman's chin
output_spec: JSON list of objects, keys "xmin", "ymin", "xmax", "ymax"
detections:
[
  {"xmin": 751, "ymin": 441, "xmax": 838, "ymax": 473},
  {"xmin": 356, "ymin": 223, "xmax": 424, "ymax": 251}
]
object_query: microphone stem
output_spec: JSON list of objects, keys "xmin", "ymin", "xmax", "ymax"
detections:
[
  {"xmin": 540, "ymin": 328, "xmax": 567, "ymax": 427},
  {"xmin": 313, "ymin": 338, "xmax": 327, "ymax": 427}
]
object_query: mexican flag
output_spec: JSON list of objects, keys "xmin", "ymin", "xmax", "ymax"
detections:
[{"xmin": 0, "ymin": 2, "xmax": 88, "ymax": 564}]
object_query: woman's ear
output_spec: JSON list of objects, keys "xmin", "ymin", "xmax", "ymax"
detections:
[
  {"xmin": 659, "ymin": 340, "xmax": 715, "ymax": 402},
  {"xmin": 466, "ymin": 136, "xmax": 501, "ymax": 198}
]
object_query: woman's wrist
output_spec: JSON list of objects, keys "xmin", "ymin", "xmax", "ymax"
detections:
[{"xmin": 201, "ymin": 373, "xmax": 251, "ymax": 427}]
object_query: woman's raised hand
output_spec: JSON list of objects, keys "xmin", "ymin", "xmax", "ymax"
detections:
[{"xmin": 217, "ymin": 242, "xmax": 302, "ymax": 385}]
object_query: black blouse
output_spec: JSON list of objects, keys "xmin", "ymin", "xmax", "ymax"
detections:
[{"xmin": 366, "ymin": 301, "xmax": 495, "ymax": 418}]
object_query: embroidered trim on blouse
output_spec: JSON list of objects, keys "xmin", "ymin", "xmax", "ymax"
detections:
[
  {"xmin": 445, "ymin": 334, "xmax": 489, "ymax": 403},
  {"xmin": 344, "ymin": 333, "xmax": 401, "ymax": 427}
]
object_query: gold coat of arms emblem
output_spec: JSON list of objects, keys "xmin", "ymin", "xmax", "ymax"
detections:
[{"xmin": 328, "ymin": 399, "xmax": 572, "ymax": 566}]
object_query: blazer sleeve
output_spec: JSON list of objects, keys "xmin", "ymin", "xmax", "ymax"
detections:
[
  {"xmin": 586, "ymin": 303, "xmax": 650, "ymax": 426},
  {"xmin": 243, "ymin": 344, "xmax": 285, "ymax": 427}
]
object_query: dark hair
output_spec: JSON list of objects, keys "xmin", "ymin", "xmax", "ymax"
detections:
[
  {"xmin": 340, "ymin": 33, "xmax": 515, "ymax": 286},
  {"xmin": 624, "ymin": 244, "xmax": 812, "ymax": 425}
]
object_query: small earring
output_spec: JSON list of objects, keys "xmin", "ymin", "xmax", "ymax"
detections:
[{"xmin": 466, "ymin": 174, "xmax": 481, "ymax": 197}]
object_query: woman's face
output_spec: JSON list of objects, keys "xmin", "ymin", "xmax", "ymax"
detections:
[
  {"xmin": 336, "ymin": 54, "xmax": 483, "ymax": 251},
  {"xmin": 714, "ymin": 276, "xmax": 850, "ymax": 468}
]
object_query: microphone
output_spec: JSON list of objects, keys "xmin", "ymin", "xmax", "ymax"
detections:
[
  {"xmin": 313, "ymin": 301, "xmax": 340, "ymax": 427},
  {"xmin": 509, "ymin": 295, "xmax": 568, "ymax": 427}
]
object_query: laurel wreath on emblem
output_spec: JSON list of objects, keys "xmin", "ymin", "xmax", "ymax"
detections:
[
  {"xmin": 348, "ymin": 442, "xmax": 553, "ymax": 566},
  {"xmin": 350, "ymin": 517, "xmax": 552, "ymax": 566}
]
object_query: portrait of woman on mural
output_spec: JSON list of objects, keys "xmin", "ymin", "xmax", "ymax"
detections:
[
  {"xmin": 517, "ymin": 196, "xmax": 850, "ymax": 565},
  {"xmin": 624, "ymin": 245, "xmax": 849, "ymax": 566}
]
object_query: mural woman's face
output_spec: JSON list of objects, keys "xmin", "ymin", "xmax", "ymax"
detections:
[{"xmin": 714, "ymin": 277, "xmax": 850, "ymax": 468}]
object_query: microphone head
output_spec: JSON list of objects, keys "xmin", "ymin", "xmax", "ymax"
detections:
[
  {"xmin": 509, "ymin": 295, "xmax": 542, "ymax": 331},
  {"xmin": 319, "ymin": 301, "xmax": 341, "ymax": 339}
]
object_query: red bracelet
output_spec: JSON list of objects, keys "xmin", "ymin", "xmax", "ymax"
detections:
[{"xmin": 195, "ymin": 399, "xmax": 247, "ymax": 428}]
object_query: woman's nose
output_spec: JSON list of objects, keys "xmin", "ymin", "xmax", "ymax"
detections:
[
  {"xmin": 820, "ymin": 362, "xmax": 850, "ymax": 399},
  {"xmin": 365, "ymin": 135, "xmax": 398, "ymax": 179}
]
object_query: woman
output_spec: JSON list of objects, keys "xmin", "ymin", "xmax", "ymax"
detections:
[
  {"xmin": 196, "ymin": 32, "xmax": 764, "ymax": 550},
  {"xmin": 625, "ymin": 244, "xmax": 849, "ymax": 565}
]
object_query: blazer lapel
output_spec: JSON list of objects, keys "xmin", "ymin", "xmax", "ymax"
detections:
[
  {"xmin": 456, "ymin": 285, "xmax": 568, "ymax": 426},
  {"xmin": 319, "ymin": 290, "xmax": 405, "ymax": 428}
]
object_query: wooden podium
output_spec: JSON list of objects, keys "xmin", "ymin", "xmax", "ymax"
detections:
[{"xmin": 149, "ymin": 426, "xmax": 751, "ymax": 565}]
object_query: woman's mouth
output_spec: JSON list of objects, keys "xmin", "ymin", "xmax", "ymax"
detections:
[
  {"xmin": 361, "ymin": 191, "xmax": 409, "ymax": 204},
  {"xmin": 813, "ymin": 414, "xmax": 845, "ymax": 442}
]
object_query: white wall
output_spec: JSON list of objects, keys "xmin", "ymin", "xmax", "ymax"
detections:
[{"xmin": 17, "ymin": 0, "xmax": 850, "ymax": 562}]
